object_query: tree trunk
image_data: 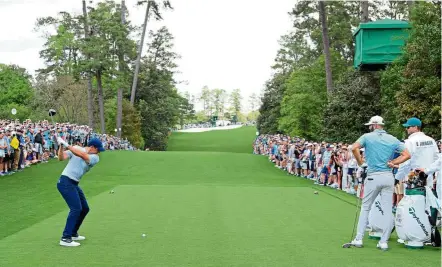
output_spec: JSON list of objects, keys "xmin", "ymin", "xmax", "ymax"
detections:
[
  {"xmin": 117, "ymin": 87, "xmax": 123, "ymax": 137},
  {"xmin": 407, "ymin": 1, "xmax": 413, "ymax": 18},
  {"xmin": 130, "ymin": 0, "xmax": 151, "ymax": 105},
  {"xmin": 96, "ymin": 70, "xmax": 106, "ymax": 134},
  {"xmin": 318, "ymin": 1, "xmax": 333, "ymax": 94},
  {"xmin": 82, "ymin": 0, "xmax": 95, "ymax": 130},
  {"xmin": 361, "ymin": 1, "xmax": 369, "ymax": 22},
  {"xmin": 116, "ymin": 0, "xmax": 125, "ymax": 138}
]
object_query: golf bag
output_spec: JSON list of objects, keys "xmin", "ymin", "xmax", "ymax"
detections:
[
  {"xmin": 367, "ymin": 195, "xmax": 395, "ymax": 239},
  {"xmin": 395, "ymin": 171, "xmax": 433, "ymax": 248}
]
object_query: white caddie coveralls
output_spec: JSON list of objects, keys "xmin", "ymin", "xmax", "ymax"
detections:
[
  {"xmin": 425, "ymin": 153, "xmax": 441, "ymax": 201},
  {"xmin": 395, "ymin": 132, "xmax": 439, "ymax": 189}
]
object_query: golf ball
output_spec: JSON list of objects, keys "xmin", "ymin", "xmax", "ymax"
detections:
[
  {"xmin": 142, "ymin": 234, "xmax": 146, "ymax": 237},
  {"xmin": 110, "ymin": 190, "xmax": 114, "ymax": 194},
  {"xmin": 314, "ymin": 191, "xmax": 318, "ymax": 194}
]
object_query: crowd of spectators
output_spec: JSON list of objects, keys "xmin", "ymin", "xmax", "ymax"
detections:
[
  {"xmin": 0, "ymin": 119, "xmax": 134, "ymax": 176},
  {"xmin": 253, "ymin": 133, "xmax": 440, "ymax": 208},
  {"xmin": 179, "ymin": 121, "xmax": 254, "ymax": 131},
  {"xmin": 253, "ymin": 134, "xmax": 363, "ymax": 194},
  {"xmin": 181, "ymin": 123, "xmax": 213, "ymax": 129}
]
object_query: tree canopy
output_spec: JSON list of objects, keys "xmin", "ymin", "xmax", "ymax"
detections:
[
  {"xmin": 1, "ymin": 0, "xmax": 439, "ymax": 148},
  {"xmin": 258, "ymin": 1, "xmax": 440, "ymax": 141}
]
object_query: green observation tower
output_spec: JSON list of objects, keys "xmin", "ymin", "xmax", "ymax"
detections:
[{"xmin": 353, "ymin": 19, "xmax": 410, "ymax": 71}]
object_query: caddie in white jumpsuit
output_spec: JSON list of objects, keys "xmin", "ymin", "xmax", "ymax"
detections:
[
  {"xmin": 393, "ymin": 118, "xmax": 439, "ymax": 191},
  {"xmin": 425, "ymin": 155, "xmax": 442, "ymax": 201},
  {"xmin": 417, "ymin": 140, "xmax": 442, "ymax": 203},
  {"xmin": 350, "ymin": 116, "xmax": 411, "ymax": 251}
]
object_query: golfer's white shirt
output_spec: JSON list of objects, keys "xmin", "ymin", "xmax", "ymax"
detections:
[{"xmin": 396, "ymin": 132, "xmax": 439, "ymax": 186}]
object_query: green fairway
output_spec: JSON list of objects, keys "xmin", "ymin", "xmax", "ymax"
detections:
[
  {"xmin": 167, "ymin": 126, "xmax": 256, "ymax": 153},
  {"xmin": 0, "ymin": 126, "xmax": 440, "ymax": 266}
]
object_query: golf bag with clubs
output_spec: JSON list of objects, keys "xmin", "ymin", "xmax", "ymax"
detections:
[
  {"xmin": 367, "ymin": 194, "xmax": 395, "ymax": 240},
  {"xmin": 395, "ymin": 171, "xmax": 440, "ymax": 248}
]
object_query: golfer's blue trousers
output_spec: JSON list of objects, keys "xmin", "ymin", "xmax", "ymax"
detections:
[{"xmin": 57, "ymin": 175, "xmax": 90, "ymax": 239}]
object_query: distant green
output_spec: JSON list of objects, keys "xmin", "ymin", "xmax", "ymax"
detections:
[{"xmin": 168, "ymin": 126, "xmax": 256, "ymax": 153}]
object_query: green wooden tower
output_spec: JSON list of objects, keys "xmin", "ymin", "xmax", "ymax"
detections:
[{"xmin": 353, "ymin": 19, "xmax": 410, "ymax": 71}]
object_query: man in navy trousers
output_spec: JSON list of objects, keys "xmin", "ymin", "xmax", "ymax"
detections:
[{"xmin": 56, "ymin": 136, "xmax": 104, "ymax": 247}]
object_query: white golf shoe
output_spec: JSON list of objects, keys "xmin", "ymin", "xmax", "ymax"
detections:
[
  {"xmin": 377, "ymin": 242, "xmax": 388, "ymax": 251},
  {"xmin": 59, "ymin": 238, "xmax": 81, "ymax": 247},
  {"xmin": 72, "ymin": 235, "xmax": 86, "ymax": 241},
  {"xmin": 350, "ymin": 239, "xmax": 363, "ymax": 248},
  {"xmin": 397, "ymin": 239, "xmax": 405, "ymax": 244}
]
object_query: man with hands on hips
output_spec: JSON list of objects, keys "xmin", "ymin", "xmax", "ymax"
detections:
[{"xmin": 350, "ymin": 116, "xmax": 410, "ymax": 251}]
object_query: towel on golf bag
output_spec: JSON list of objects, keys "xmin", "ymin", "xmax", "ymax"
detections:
[
  {"xmin": 395, "ymin": 194, "xmax": 431, "ymax": 243},
  {"xmin": 425, "ymin": 186, "xmax": 441, "ymax": 213},
  {"xmin": 368, "ymin": 195, "xmax": 394, "ymax": 233}
]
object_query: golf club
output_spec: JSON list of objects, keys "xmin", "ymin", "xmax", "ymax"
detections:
[
  {"xmin": 342, "ymin": 166, "xmax": 367, "ymax": 248},
  {"xmin": 342, "ymin": 191, "xmax": 363, "ymax": 248}
]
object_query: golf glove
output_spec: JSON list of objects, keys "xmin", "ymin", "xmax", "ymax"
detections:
[{"xmin": 57, "ymin": 137, "xmax": 69, "ymax": 148}]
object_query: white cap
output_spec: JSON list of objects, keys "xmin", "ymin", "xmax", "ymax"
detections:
[{"xmin": 365, "ymin": 115, "xmax": 385, "ymax": 126}]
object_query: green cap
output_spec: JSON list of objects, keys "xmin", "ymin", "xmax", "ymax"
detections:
[{"xmin": 402, "ymin": 117, "xmax": 422, "ymax": 128}]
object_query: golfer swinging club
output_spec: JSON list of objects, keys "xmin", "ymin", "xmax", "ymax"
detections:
[
  {"xmin": 56, "ymin": 136, "xmax": 104, "ymax": 247},
  {"xmin": 348, "ymin": 116, "xmax": 410, "ymax": 251}
]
